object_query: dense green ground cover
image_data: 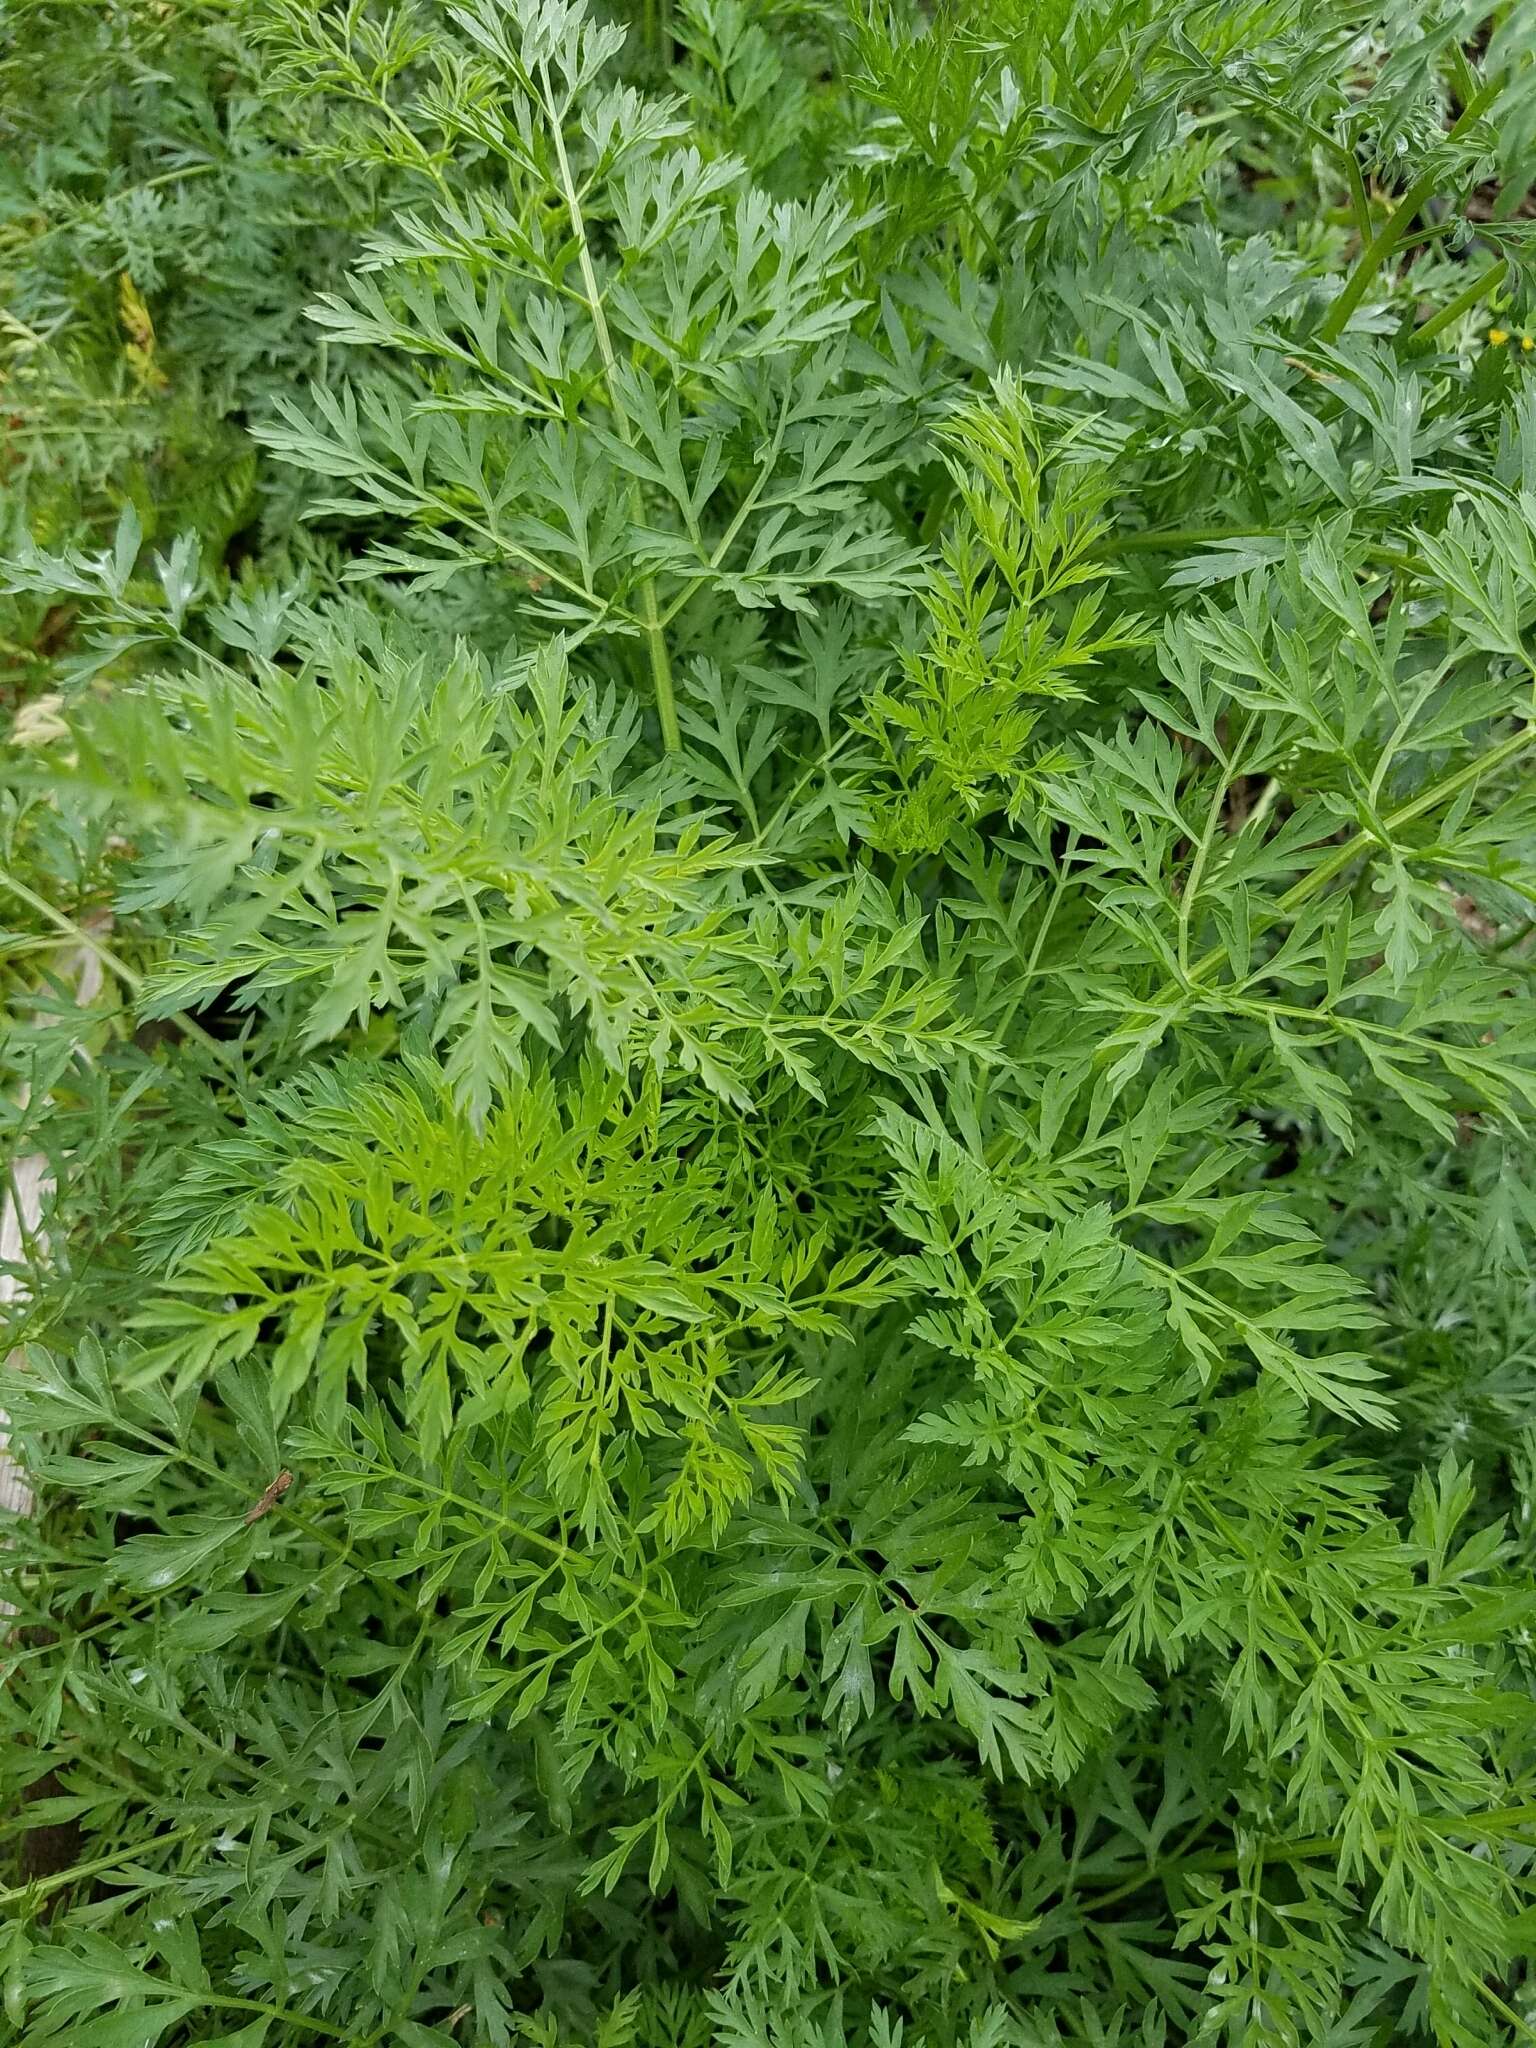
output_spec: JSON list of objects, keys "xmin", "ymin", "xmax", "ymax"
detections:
[{"xmin": 6, "ymin": 2, "xmax": 1536, "ymax": 2041}]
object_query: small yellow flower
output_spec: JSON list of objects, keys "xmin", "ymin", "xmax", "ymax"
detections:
[
  {"xmin": 1489, "ymin": 327, "xmax": 1510, "ymax": 346},
  {"xmin": 1524, "ymin": 335, "xmax": 1535, "ymax": 352}
]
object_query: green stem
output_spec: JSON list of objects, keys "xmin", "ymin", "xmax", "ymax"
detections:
[
  {"xmin": 1450, "ymin": 42, "xmax": 1482, "ymax": 118},
  {"xmin": 1273, "ymin": 721, "xmax": 1536, "ymax": 920},
  {"xmin": 1082, "ymin": 1799, "xmax": 1536, "ymax": 1914},
  {"xmin": 0, "ymin": 869, "xmax": 242, "ymax": 1077},
  {"xmin": 1084, "ymin": 1818, "xmax": 1218, "ymax": 1912},
  {"xmin": 1105, "ymin": 527, "xmax": 1422, "ymax": 576},
  {"xmin": 636, "ymin": 576, "xmax": 679, "ymax": 752},
  {"xmin": 1472, "ymin": 1975, "xmax": 1536, "ymax": 2043},
  {"xmin": 1217, "ymin": 76, "xmax": 1374, "ymax": 246},
  {"xmin": 656, "ymin": 407, "xmax": 790, "ymax": 630},
  {"xmin": 1405, "ymin": 256, "xmax": 1508, "ymax": 352},
  {"xmin": 1320, "ymin": 73, "xmax": 1503, "ymax": 342},
  {"xmin": 541, "ymin": 67, "xmax": 679, "ymax": 750},
  {"xmin": 4, "ymin": 1841, "xmax": 360, "ymax": 2032},
  {"xmin": 190, "ymin": 1994, "xmax": 358, "ymax": 2041},
  {"xmin": 0, "ymin": 871, "xmax": 143, "ymax": 993},
  {"xmin": 0, "ymin": 1822, "xmax": 203, "ymax": 1909},
  {"xmin": 1101, "ymin": 721, "xmax": 1536, "ymax": 1060},
  {"xmin": 1112, "ymin": 524, "xmax": 1284, "ymax": 551},
  {"xmin": 137, "ymin": 159, "xmax": 220, "ymax": 195},
  {"xmin": 1342, "ymin": 149, "xmax": 1374, "ymax": 250},
  {"xmin": 356, "ymin": 1461, "xmax": 681, "ymax": 1622},
  {"xmin": 1180, "ymin": 714, "xmax": 1258, "ymax": 975}
]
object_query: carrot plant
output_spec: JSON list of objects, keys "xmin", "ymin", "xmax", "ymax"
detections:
[{"xmin": 5, "ymin": 2, "xmax": 1536, "ymax": 2042}]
